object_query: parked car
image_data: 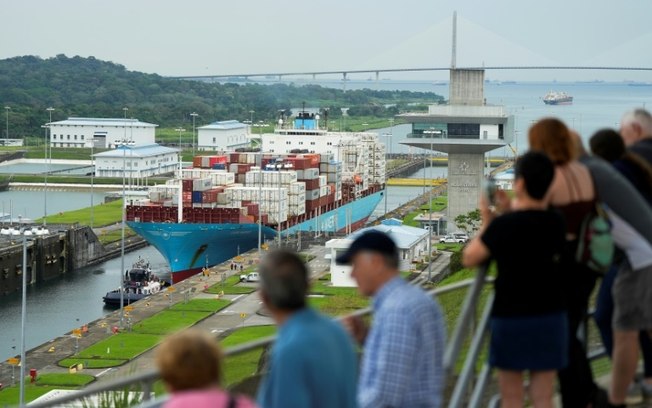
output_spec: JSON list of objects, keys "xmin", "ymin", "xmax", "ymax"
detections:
[
  {"xmin": 439, "ymin": 234, "xmax": 466, "ymax": 244},
  {"xmin": 453, "ymin": 233, "xmax": 469, "ymax": 243},
  {"xmin": 239, "ymin": 272, "xmax": 260, "ymax": 282}
]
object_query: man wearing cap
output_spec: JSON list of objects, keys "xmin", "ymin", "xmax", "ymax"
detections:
[{"xmin": 339, "ymin": 230, "xmax": 446, "ymax": 408}]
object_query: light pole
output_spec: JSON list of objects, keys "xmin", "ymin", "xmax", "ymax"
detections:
[
  {"xmin": 258, "ymin": 152, "xmax": 263, "ymax": 257},
  {"xmin": 1, "ymin": 227, "xmax": 34, "ymax": 406},
  {"xmin": 116, "ymin": 138, "xmax": 133, "ymax": 327},
  {"xmin": 382, "ymin": 122, "xmax": 393, "ymax": 217},
  {"xmin": 90, "ymin": 138, "xmax": 97, "ymax": 229},
  {"xmin": 249, "ymin": 110, "xmax": 255, "ymax": 132},
  {"xmin": 423, "ymin": 128, "xmax": 439, "ymax": 282},
  {"xmin": 190, "ymin": 112, "xmax": 198, "ymax": 157},
  {"xmin": 44, "ymin": 107, "xmax": 54, "ymax": 226},
  {"xmin": 4, "ymin": 106, "xmax": 10, "ymax": 139},
  {"xmin": 174, "ymin": 127, "xmax": 185, "ymax": 149}
]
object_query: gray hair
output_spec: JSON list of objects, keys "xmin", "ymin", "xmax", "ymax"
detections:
[
  {"xmin": 259, "ymin": 250, "xmax": 308, "ymax": 311},
  {"xmin": 622, "ymin": 108, "xmax": 652, "ymax": 136}
]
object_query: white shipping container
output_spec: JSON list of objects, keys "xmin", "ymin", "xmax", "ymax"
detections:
[
  {"xmin": 193, "ymin": 177, "xmax": 213, "ymax": 192},
  {"xmin": 336, "ymin": 191, "xmax": 342, "ymax": 201},
  {"xmin": 319, "ymin": 175, "xmax": 327, "ymax": 187},
  {"xmin": 289, "ymin": 194, "xmax": 306, "ymax": 205},
  {"xmin": 320, "ymin": 186, "xmax": 330, "ymax": 197},
  {"xmin": 327, "ymin": 173, "xmax": 339, "ymax": 183},
  {"xmin": 289, "ymin": 202, "xmax": 306, "ymax": 216},
  {"xmin": 166, "ymin": 179, "xmax": 180, "ymax": 186},
  {"xmin": 307, "ymin": 189, "xmax": 320, "ymax": 200},
  {"xmin": 302, "ymin": 168, "xmax": 319, "ymax": 180},
  {"xmin": 289, "ymin": 182, "xmax": 306, "ymax": 195},
  {"xmin": 295, "ymin": 169, "xmax": 304, "ymax": 180},
  {"xmin": 217, "ymin": 193, "xmax": 231, "ymax": 205}
]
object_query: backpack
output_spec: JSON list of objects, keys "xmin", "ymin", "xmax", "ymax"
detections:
[
  {"xmin": 561, "ymin": 166, "xmax": 615, "ymax": 273},
  {"xmin": 575, "ymin": 203, "xmax": 614, "ymax": 273}
]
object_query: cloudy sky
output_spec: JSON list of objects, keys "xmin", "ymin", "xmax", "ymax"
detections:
[{"xmin": 2, "ymin": 0, "xmax": 652, "ymax": 81}]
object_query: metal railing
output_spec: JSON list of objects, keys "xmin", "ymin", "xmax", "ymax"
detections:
[
  {"xmin": 29, "ymin": 270, "xmax": 495, "ymax": 408},
  {"xmin": 24, "ymin": 262, "xmax": 610, "ymax": 408}
]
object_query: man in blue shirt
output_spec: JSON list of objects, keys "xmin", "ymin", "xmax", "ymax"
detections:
[
  {"xmin": 338, "ymin": 231, "xmax": 446, "ymax": 407},
  {"xmin": 256, "ymin": 250, "xmax": 358, "ymax": 408}
]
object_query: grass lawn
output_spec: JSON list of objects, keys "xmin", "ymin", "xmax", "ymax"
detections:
[
  {"xmin": 0, "ymin": 385, "xmax": 74, "ymax": 406},
  {"xmin": 97, "ymin": 228, "xmax": 136, "ymax": 244},
  {"xmin": 58, "ymin": 358, "xmax": 127, "ymax": 369},
  {"xmin": 403, "ymin": 195, "xmax": 448, "ymax": 227},
  {"xmin": 436, "ymin": 243, "xmax": 464, "ymax": 252},
  {"xmin": 205, "ymin": 275, "xmax": 256, "ymax": 295},
  {"xmin": 0, "ymin": 373, "xmax": 93, "ymax": 405},
  {"xmin": 169, "ymin": 298, "xmax": 230, "ymax": 313},
  {"xmin": 70, "ymin": 333, "xmax": 162, "ymax": 362},
  {"xmin": 132, "ymin": 310, "xmax": 211, "ymax": 335},
  {"xmin": 38, "ymin": 199, "xmax": 123, "ymax": 227},
  {"xmin": 221, "ymin": 326, "xmax": 277, "ymax": 386},
  {"xmin": 309, "ymin": 280, "xmax": 369, "ymax": 317},
  {"xmin": 36, "ymin": 373, "xmax": 95, "ymax": 387}
]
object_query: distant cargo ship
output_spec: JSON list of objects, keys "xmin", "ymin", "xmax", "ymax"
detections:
[
  {"xmin": 126, "ymin": 112, "xmax": 386, "ymax": 283},
  {"xmin": 543, "ymin": 91, "xmax": 573, "ymax": 105}
]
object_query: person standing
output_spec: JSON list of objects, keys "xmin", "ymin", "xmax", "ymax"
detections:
[
  {"xmin": 256, "ymin": 250, "xmax": 357, "ymax": 408},
  {"xmin": 339, "ymin": 231, "xmax": 446, "ymax": 408},
  {"xmin": 463, "ymin": 152, "xmax": 567, "ymax": 407}
]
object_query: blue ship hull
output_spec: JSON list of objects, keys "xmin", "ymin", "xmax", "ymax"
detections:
[{"xmin": 128, "ymin": 190, "xmax": 384, "ymax": 282}]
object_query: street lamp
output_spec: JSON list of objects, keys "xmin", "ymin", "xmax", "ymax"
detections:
[
  {"xmin": 1, "ymin": 227, "xmax": 33, "ymax": 406},
  {"xmin": 4, "ymin": 106, "xmax": 10, "ymax": 139},
  {"xmin": 174, "ymin": 128, "xmax": 185, "ymax": 149},
  {"xmin": 116, "ymin": 138, "xmax": 134, "ymax": 327},
  {"xmin": 190, "ymin": 112, "xmax": 198, "ymax": 157},
  {"xmin": 90, "ymin": 138, "xmax": 97, "ymax": 229},
  {"xmin": 423, "ymin": 127, "xmax": 439, "ymax": 282},
  {"xmin": 44, "ymin": 107, "xmax": 55, "ymax": 226}
]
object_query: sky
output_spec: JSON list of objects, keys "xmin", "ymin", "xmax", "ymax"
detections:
[{"xmin": 2, "ymin": 0, "xmax": 652, "ymax": 81}]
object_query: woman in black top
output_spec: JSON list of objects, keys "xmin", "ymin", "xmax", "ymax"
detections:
[{"xmin": 464, "ymin": 152, "xmax": 567, "ymax": 408}]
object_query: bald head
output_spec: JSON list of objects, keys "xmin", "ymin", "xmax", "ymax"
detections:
[{"xmin": 620, "ymin": 108, "xmax": 652, "ymax": 146}]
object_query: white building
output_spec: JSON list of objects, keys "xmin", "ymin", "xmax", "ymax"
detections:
[
  {"xmin": 93, "ymin": 144, "xmax": 179, "ymax": 178},
  {"xmin": 197, "ymin": 120, "xmax": 249, "ymax": 151},
  {"xmin": 48, "ymin": 117, "xmax": 157, "ymax": 148},
  {"xmin": 326, "ymin": 219, "xmax": 430, "ymax": 287}
]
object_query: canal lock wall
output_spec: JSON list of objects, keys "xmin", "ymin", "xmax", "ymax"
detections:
[{"xmin": 0, "ymin": 225, "xmax": 146, "ymax": 296}]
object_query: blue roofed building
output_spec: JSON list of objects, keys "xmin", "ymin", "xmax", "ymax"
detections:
[
  {"xmin": 326, "ymin": 219, "xmax": 430, "ymax": 287},
  {"xmin": 197, "ymin": 120, "xmax": 249, "ymax": 152},
  {"xmin": 93, "ymin": 144, "xmax": 180, "ymax": 178}
]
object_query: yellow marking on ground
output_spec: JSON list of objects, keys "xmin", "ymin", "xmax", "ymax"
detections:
[{"xmin": 386, "ymin": 178, "xmax": 447, "ymax": 187}]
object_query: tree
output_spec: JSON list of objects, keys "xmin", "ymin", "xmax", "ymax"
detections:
[{"xmin": 454, "ymin": 209, "xmax": 481, "ymax": 234}]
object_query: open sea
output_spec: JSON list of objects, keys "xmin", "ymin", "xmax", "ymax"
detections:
[{"xmin": 1, "ymin": 79, "xmax": 649, "ymax": 361}]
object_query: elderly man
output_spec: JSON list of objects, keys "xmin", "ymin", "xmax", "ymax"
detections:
[
  {"xmin": 604, "ymin": 108, "xmax": 652, "ymax": 407},
  {"xmin": 256, "ymin": 250, "xmax": 357, "ymax": 408},
  {"xmin": 339, "ymin": 231, "xmax": 446, "ymax": 408},
  {"xmin": 620, "ymin": 108, "xmax": 652, "ymax": 162}
]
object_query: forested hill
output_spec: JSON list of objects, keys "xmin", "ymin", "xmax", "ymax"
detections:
[{"xmin": 0, "ymin": 54, "xmax": 443, "ymax": 137}]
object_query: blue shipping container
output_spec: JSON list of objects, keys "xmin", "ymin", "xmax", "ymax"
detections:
[{"xmin": 192, "ymin": 191, "xmax": 203, "ymax": 203}]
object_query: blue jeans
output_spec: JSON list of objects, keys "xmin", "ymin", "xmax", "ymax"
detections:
[{"xmin": 594, "ymin": 264, "xmax": 652, "ymax": 377}]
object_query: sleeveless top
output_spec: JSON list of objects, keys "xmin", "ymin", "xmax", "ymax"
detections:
[{"xmin": 547, "ymin": 162, "xmax": 595, "ymax": 238}]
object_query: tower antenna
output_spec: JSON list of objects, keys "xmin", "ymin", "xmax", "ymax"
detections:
[{"xmin": 451, "ymin": 11, "xmax": 457, "ymax": 69}]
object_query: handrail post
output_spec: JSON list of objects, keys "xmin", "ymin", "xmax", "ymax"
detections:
[{"xmin": 443, "ymin": 265, "xmax": 488, "ymax": 374}]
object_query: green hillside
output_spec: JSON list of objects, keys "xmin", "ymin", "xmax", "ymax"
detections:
[{"xmin": 0, "ymin": 55, "xmax": 443, "ymax": 138}]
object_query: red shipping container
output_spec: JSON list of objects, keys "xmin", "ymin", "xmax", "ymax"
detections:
[
  {"xmin": 302, "ymin": 179, "xmax": 320, "ymax": 190},
  {"xmin": 182, "ymin": 179, "xmax": 193, "ymax": 192},
  {"xmin": 229, "ymin": 153, "xmax": 240, "ymax": 163},
  {"xmin": 192, "ymin": 157, "xmax": 203, "ymax": 168}
]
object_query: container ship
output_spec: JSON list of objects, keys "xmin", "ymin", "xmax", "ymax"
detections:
[
  {"xmin": 543, "ymin": 91, "xmax": 573, "ymax": 105},
  {"xmin": 126, "ymin": 113, "xmax": 386, "ymax": 282}
]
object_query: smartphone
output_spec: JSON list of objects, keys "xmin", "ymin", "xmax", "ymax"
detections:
[{"xmin": 482, "ymin": 177, "xmax": 497, "ymax": 205}]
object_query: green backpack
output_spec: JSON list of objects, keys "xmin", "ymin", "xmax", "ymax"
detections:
[{"xmin": 575, "ymin": 203, "xmax": 614, "ymax": 273}]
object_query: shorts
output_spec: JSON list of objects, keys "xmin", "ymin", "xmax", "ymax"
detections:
[
  {"xmin": 613, "ymin": 261, "xmax": 652, "ymax": 331},
  {"xmin": 490, "ymin": 312, "xmax": 568, "ymax": 371}
]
